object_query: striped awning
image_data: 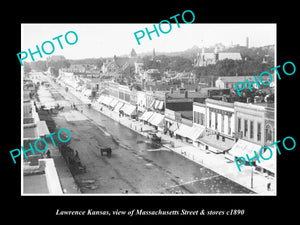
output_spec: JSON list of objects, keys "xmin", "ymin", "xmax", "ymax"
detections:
[
  {"xmin": 148, "ymin": 113, "xmax": 164, "ymax": 127},
  {"xmin": 140, "ymin": 111, "xmax": 154, "ymax": 121},
  {"xmin": 114, "ymin": 102, "xmax": 124, "ymax": 112},
  {"xmin": 229, "ymin": 139, "xmax": 261, "ymax": 158},
  {"xmin": 121, "ymin": 104, "xmax": 137, "ymax": 116},
  {"xmin": 174, "ymin": 124, "xmax": 205, "ymax": 141},
  {"xmin": 109, "ymin": 98, "xmax": 119, "ymax": 108},
  {"xmin": 169, "ymin": 122, "xmax": 180, "ymax": 132}
]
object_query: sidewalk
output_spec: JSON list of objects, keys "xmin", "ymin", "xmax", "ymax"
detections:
[
  {"xmin": 55, "ymin": 79, "xmax": 276, "ymax": 195},
  {"xmin": 49, "ymin": 145, "xmax": 81, "ymax": 194}
]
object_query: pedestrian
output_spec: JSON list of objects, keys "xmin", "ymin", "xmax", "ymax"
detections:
[
  {"xmin": 75, "ymin": 150, "xmax": 79, "ymax": 158},
  {"xmin": 267, "ymin": 180, "xmax": 271, "ymax": 191},
  {"xmin": 46, "ymin": 149, "xmax": 51, "ymax": 158}
]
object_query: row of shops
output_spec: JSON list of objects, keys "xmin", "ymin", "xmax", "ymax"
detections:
[
  {"xmin": 55, "ymin": 70, "xmax": 275, "ymax": 177},
  {"xmin": 96, "ymin": 93, "xmax": 275, "ymax": 177},
  {"xmin": 97, "ymin": 95, "xmax": 138, "ymax": 117}
]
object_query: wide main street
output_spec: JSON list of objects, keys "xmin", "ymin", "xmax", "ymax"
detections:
[{"xmin": 38, "ymin": 72, "xmax": 254, "ymax": 194}]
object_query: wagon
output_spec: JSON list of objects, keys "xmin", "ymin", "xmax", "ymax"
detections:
[
  {"xmin": 100, "ymin": 147, "xmax": 112, "ymax": 157},
  {"xmin": 147, "ymin": 132, "xmax": 161, "ymax": 143}
]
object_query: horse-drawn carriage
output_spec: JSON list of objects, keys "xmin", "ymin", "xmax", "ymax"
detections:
[
  {"xmin": 100, "ymin": 147, "xmax": 112, "ymax": 157},
  {"xmin": 146, "ymin": 131, "xmax": 162, "ymax": 148},
  {"xmin": 147, "ymin": 132, "xmax": 162, "ymax": 143}
]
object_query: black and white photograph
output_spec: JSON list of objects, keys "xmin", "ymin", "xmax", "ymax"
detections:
[
  {"xmin": 5, "ymin": 4, "xmax": 298, "ymax": 223},
  {"xmin": 20, "ymin": 23, "xmax": 277, "ymax": 195}
]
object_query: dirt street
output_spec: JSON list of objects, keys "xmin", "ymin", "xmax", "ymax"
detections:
[
  {"xmin": 53, "ymin": 109, "xmax": 196, "ymax": 194},
  {"xmin": 42, "ymin": 74, "xmax": 253, "ymax": 194}
]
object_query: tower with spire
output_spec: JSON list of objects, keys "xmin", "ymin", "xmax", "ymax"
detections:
[
  {"xmin": 152, "ymin": 48, "xmax": 155, "ymax": 60},
  {"xmin": 214, "ymin": 46, "xmax": 219, "ymax": 62},
  {"xmin": 129, "ymin": 48, "xmax": 137, "ymax": 58}
]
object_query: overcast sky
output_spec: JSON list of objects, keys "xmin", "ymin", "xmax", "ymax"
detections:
[{"xmin": 21, "ymin": 23, "xmax": 276, "ymax": 61}]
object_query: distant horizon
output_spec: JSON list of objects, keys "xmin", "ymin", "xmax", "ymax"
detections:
[
  {"xmin": 43, "ymin": 43, "xmax": 275, "ymax": 62},
  {"xmin": 22, "ymin": 24, "xmax": 276, "ymax": 62}
]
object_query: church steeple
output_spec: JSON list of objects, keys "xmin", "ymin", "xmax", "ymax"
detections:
[
  {"xmin": 130, "ymin": 48, "xmax": 137, "ymax": 58},
  {"xmin": 214, "ymin": 46, "xmax": 219, "ymax": 62},
  {"xmin": 152, "ymin": 48, "xmax": 155, "ymax": 60}
]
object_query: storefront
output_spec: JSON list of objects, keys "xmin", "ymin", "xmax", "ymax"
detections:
[
  {"xmin": 119, "ymin": 103, "xmax": 137, "ymax": 118},
  {"xmin": 225, "ymin": 139, "xmax": 262, "ymax": 165},
  {"xmin": 174, "ymin": 124, "xmax": 205, "ymax": 144},
  {"xmin": 147, "ymin": 113, "xmax": 165, "ymax": 130}
]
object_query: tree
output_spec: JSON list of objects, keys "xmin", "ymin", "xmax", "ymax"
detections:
[
  {"xmin": 23, "ymin": 62, "xmax": 31, "ymax": 74},
  {"xmin": 48, "ymin": 57, "xmax": 70, "ymax": 70},
  {"xmin": 30, "ymin": 60, "xmax": 47, "ymax": 71}
]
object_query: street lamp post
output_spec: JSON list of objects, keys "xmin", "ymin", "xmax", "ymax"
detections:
[{"xmin": 251, "ymin": 167, "xmax": 253, "ymax": 189}]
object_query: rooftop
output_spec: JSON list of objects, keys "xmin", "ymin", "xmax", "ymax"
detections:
[
  {"xmin": 217, "ymin": 75, "xmax": 271, "ymax": 83},
  {"xmin": 206, "ymin": 98, "xmax": 234, "ymax": 108},
  {"xmin": 167, "ymin": 91, "xmax": 205, "ymax": 99},
  {"xmin": 198, "ymin": 134, "xmax": 235, "ymax": 151}
]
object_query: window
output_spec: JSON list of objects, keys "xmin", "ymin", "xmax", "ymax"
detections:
[
  {"xmin": 265, "ymin": 124, "xmax": 273, "ymax": 142},
  {"xmin": 228, "ymin": 116, "xmax": 231, "ymax": 135},
  {"xmin": 200, "ymin": 113, "xmax": 204, "ymax": 126},
  {"xmin": 250, "ymin": 121, "xmax": 254, "ymax": 139},
  {"xmin": 194, "ymin": 112, "xmax": 202, "ymax": 125},
  {"xmin": 238, "ymin": 118, "xmax": 241, "ymax": 132},
  {"xmin": 215, "ymin": 113, "xmax": 218, "ymax": 130},
  {"xmin": 221, "ymin": 114, "xmax": 224, "ymax": 133},
  {"xmin": 244, "ymin": 119, "xmax": 248, "ymax": 137},
  {"xmin": 257, "ymin": 122, "xmax": 261, "ymax": 141},
  {"xmin": 209, "ymin": 110, "xmax": 212, "ymax": 127}
]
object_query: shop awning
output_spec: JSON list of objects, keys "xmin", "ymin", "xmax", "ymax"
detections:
[
  {"xmin": 154, "ymin": 100, "xmax": 160, "ymax": 109},
  {"xmin": 109, "ymin": 98, "xmax": 119, "ymax": 108},
  {"xmin": 174, "ymin": 124, "xmax": 205, "ymax": 141},
  {"xmin": 169, "ymin": 122, "xmax": 180, "ymax": 132},
  {"xmin": 140, "ymin": 111, "xmax": 154, "ymax": 121},
  {"xmin": 151, "ymin": 100, "xmax": 164, "ymax": 110},
  {"xmin": 175, "ymin": 124, "xmax": 191, "ymax": 138},
  {"xmin": 148, "ymin": 113, "xmax": 164, "ymax": 127},
  {"xmin": 258, "ymin": 146, "xmax": 276, "ymax": 173},
  {"xmin": 157, "ymin": 101, "xmax": 164, "ymax": 110},
  {"xmin": 97, "ymin": 95, "xmax": 105, "ymax": 103},
  {"xmin": 228, "ymin": 139, "xmax": 261, "ymax": 158},
  {"xmin": 99, "ymin": 95, "xmax": 107, "ymax": 104},
  {"xmin": 102, "ymin": 96, "xmax": 113, "ymax": 106},
  {"xmin": 114, "ymin": 102, "xmax": 124, "ymax": 112},
  {"xmin": 137, "ymin": 106, "xmax": 146, "ymax": 113},
  {"xmin": 121, "ymin": 104, "xmax": 137, "ymax": 116},
  {"xmin": 149, "ymin": 99, "xmax": 155, "ymax": 108},
  {"xmin": 198, "ymin": 134, "xmax": 235, "ymax": 152},
  {"xmin": 83, "ymin": 89, "xmax": 92, "ymax": 96},
  {"xmin": 188, "ymin": 126, "xmax": 205, "ymax": 141}
]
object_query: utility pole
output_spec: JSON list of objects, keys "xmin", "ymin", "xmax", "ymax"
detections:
[{"xmin": 251, "ymin": 167, "xmax": 253, "ymax": 189}]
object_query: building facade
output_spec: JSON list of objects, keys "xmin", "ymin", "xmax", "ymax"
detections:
[
  {"xmin": 233, "ymin": 102, "xmax": 275, "ymax": 146},
  {"xmin": 194, "ymin": 47, "xmax": 242, "ymax": 67},
  {"xmin": 205, "ymin": 98, "xmax": 235, "ymax": 138}
]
